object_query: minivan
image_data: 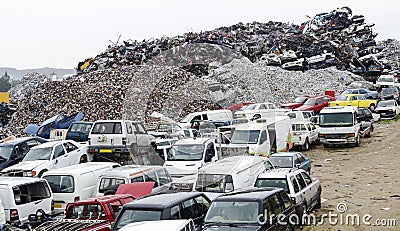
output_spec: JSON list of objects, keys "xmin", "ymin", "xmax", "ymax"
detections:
[
  {"xmin": 0, "ymin": 177, "xmax": 52, "ymax": 222},
  {"xmin": 42, "ymin": 162, "xmax": 120, "ymax": 213},
  {"xmin": 95, "ymin": 165, "xmax": 172, "ymax": 197},
  {"xmin": 111, "ymin": 191, "xmax": 211, "ymax": 230}
]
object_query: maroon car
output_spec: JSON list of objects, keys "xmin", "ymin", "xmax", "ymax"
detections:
[
  {"xmin": 280, "ymin": 96, "xmax": 310, "ymax": 109},
  {"xmin": 295, "ymin": 95, "xmax": 336, "ymax": 113}
]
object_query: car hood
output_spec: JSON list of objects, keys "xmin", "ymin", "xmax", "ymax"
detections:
[
  {"xmin": 375, "ymin": 106, "xmax": 395, "ymax": 111},
  {"xmin": 296, "ymin": 105, "xmax": 315, "ymax": 111},
  {"xmin": 164, "ymin": 161, "xmax": 202, "ymax": 176},
  {"xmin": 280, "ymin": 102, "xmax": 302, "ymax": 108},
  {"xmin": 2, "ymin": 160, "xmax": 47, "ymax": 172}
]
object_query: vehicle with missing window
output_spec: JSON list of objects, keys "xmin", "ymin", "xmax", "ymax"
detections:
[
  {"xmin": 203, "ymin": 188, "xmax": 295, "ymax": 230},
  {"xmin": 0, "ymin": 177, "xmax": 52, "ymax": 223},
  {"xmin": 94, "ymin": 165, "xmax": 172, "ymax": 197}
]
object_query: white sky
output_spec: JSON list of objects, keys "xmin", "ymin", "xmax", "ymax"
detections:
[{"xmin": 1, "ymin": 0, "xmax": 399, "ymax": 69}]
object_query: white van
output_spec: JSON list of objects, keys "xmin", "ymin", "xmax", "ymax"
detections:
[
  {"xmin": 42, "ymin": 162, "xmax": 120, "ymax": 213},
  {"xmin": 226, "ymin": 116, "xmax": 292, "ymax": 156},
  {"xmin": 193, "ymin": 155, "xmax": 274, "ymax": 199},
  {"xmin": 0, "ymin": 177, "xmax": 52, "ymax": 222},
  {"xmin": 178, "ymin": 110, "xmax": 233, "ymax": 129},
  {"xmin": 119, "ymin": 219, "xmax": 195, "ymax": 231},
  {"xmin": 95, "ymin": 165, "xmax": 172, "ymax": 197}
]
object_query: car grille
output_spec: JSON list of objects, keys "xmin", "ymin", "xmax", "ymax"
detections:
[
  {"xmin": 3, "ymin": 170, "xmax": 24, "ymax": 177},
  {"xmin": 324, "ymin": 134, "xmax": 348, "ymax": 139}
]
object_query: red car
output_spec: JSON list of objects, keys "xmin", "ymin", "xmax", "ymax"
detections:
[
  {"xmin": 295, "ymin": 95, "xmax": 336, "ymax": 113},
  {"xmin": 280, "ymin": 96, "xmax": 310, "ymax": 109},
  {"xmin": 225, "ymin": 102, "xmax": 253, "ymax": 111}
]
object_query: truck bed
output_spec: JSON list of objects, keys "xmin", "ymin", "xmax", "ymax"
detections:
[{"xmin": 34, "ymin": 219, "xmax": 110, "ymax": 231}]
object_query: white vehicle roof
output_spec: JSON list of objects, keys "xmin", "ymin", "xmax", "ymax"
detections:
[
  {"xmin": 234, "ymin": 116, "xmax": 290, "ymax": 130},
  {"xmin": 257, "ymin": 168, "xmax": 304, "ymax": 179},
  {"xmin": 320, "ymin": 106, "xmax": 358, "ymax": 114},
  {"xmin": 173, "ymin": 137, "xmax": 212, "ymax": 145},
  {"xmin": 98, "ymin": 165, "xmax": 165, "ymax": 179},
  {"xmin": 119, "ymin": 219, "xmax": 192, "ymax": 231},
  {"xmin": 41, "ymin": 162, "xmax": 120, "ymax": 176},
  {"xmin": 0, "ymin": 177, "xmax": 46, "ymax": 188},
  {"xmin": 198, "ymin": 155, "xmax": 269, "ymax": 175},
  {"xmin": 30, "ymin": 140, "xmax": 74, "ymax": 149}
]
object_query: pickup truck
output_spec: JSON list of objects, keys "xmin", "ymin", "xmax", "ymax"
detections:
[
  {"xmin": 328, "ymin": 94, "xmax": 377, "ymax": 111},
  {"xmin": 34, "ymin": 194, "xmax": 135, "ymax": 231},
  {"xmin": 318, "ymin": 106, "xmax": 372, "ymax": 147},
  {"xmin": 291, "ymin": 120, "xmax": 319, "ymax": 150}
]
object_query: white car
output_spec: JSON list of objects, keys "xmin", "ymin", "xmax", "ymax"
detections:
[
  {"xmin": 1, "ymin": 140, "xmax": 90, "ymax": 177},
  {"xmin": 291, "ymin": 121, "xmax": 319, "ymax": 150},
  {"xmin": 234, "ymin": 102, "xmax": 286, "ymax": 120},
  {"xmin": 255, "ymin": 168, "xmax": 321, "ymax": 216},
  {"xmin": 375, "ymin": 100, "xmax": 400, "ymax": 119}
]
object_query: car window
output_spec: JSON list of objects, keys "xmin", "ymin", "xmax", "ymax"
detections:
[
  {"xmin": 108, "ymin": 200, "xmax": 123, "ymax": 219},
  {"xmin": 297, "ymin": 153, "xmax": 306, "ymax": 162},
  {"xmin": 99, "ymin": 178, "xmax": 125, "ymax": 193},
  {"xmin": 126, "ymin": 122, "xmax": 133, "ymax": 134},
  {"xmin": 323, "ymin": 97, "xmax": 331, "ymax": 102},
  {"xmin": 279, "ymin": 191, "xmax": 292, "ymax": 210},
  {"xmin": 264, "ymin": 160, "xmax": 274, "ymax": 171},
  {"xmin": 295, "ymin": 173, "xmax": 307, "ymax": 189},
  {"xmin": 302, "ymin": 112, "xmax": 309, "ymax": 118},
  {"xmin": 305, "ymin": 123, "xmax": 311, "ymax": 131},
  {"xmin": 135, "ymin": 123, "xmax": 146, "ymax": 134},
  {"xmin": 194, "ymin": 195, "xmax": 210, "ymax": 216},
  {"xmin": 259, "ymin": 104, "xmax": 267, "ymax": 109},
  {"xmin": 156, "ymin": 169, "xmax": 172, "ymax": 186},
  {"xmin": 291, "ymin": 177, "xmax": 300, "ymax": 193},
  {"xmin": 63, "ymin": 142, "xmax": 78, "ymax": 153},
  {"xmin": 262, "ymin": 199, "xmax": 272, "ymax": 219},
  {"xmin": 13, "ymin": 181, "xmax": 51, "ymax": 205},
  {"xmin": 259, "ymin": 130, "xmax": 268, "ymax": 144},
  {"xmin": 350, "ymin": 96, "xmax": 357, "ymax": 101},
  {"xmin": 301, "ymin": 172, "xmax": 312, "ymax": 185},
  {"xmin": 26, "ymin": 140, "xmax": 40, "ymax": 149},
  {"xmin": 182, "ymin": 199, "xmax": 196, "ymax": 219},
  {"xmin": 268, "ymin": 194, "xmax": 283, "ymax": 215},
  {"xmin": 359, "ymin": 95, "xmax": 366, "ymax": 100},
  {"xmin": 170, "ymin": 204, "xmax": 182, "ymax": 219},
  {"xmin": 294, "ymin": 156, "xmax": 301, "ymax": 164},
  {"xmin": 130, "ymin": 176, "xmax": 144, "ymax": 183},
  {"xmin": 54, "ymin": 145, "xmax": 66, "ymax": 158},
  {"xmin": 359, "ymin": 89, "xmax": 366, "ymax": 94},
  {"xmin": 144, "ymin": 171, "xmax": 159, "ymax": 187},
  {"xmin": 15, "ymin": 144, "xmax": 28, "ymax": 155}
]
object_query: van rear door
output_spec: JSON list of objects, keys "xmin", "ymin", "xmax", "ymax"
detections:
[{"xmin": 90, "ymin": 121, "xmax": 124, "ymax": 145}]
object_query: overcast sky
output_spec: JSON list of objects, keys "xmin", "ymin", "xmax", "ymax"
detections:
[{"xmin": 1, "ymin": 0, "xmax": 399, "ymax": 70}]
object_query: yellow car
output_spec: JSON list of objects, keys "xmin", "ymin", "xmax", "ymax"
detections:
[{"xmin": 328, "ymin": 94, "xmax": 377, "ymax": 111}]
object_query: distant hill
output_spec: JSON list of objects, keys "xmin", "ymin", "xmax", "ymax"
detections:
[{"xmin": 0, "ymin": 67, "xmax": 76, "ymax": 80}]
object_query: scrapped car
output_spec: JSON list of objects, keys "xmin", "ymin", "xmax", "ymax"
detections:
[
  {"xmin": 280, "ymin": 96, "xmax": 310, "ymax": 109},
  {"xmin": 66, "ymin": 121, "xmax": 94, "ymax": 142},
  {"xmin": 203, "ymin": 188, "xmax": 296, "ymax": 230},
  {"xmin": 357, "ymin": 108, "xmax": 379, "ymax": 122},
  {"xmin": 255, "ymin": 168, "xmax": 321, "ymax": 219},
  {"xmin": 0, "ymin": 137, "xmax": 48, "ymax": 171},
  {"xmin": 269, "ymin": 152, "xmax": 312, "ymax": 174},
  {"xmin": 379, "ymin": 86, "xmax": 400, "ymax": 102},
  {"xmin": 340, "ymin": 88, "xmax": 378, "ymax": 99},
  {"xmin": 1, "ymin": 140, "xmax": 90, "ymax": 177},
  {"xmin": 375, "ymin": 74, "xmax": 396, "ymax": 89},
  {"xmin": 295, "ymin": 95, "xmax": 336, "ymax": 114},
  {"xmin": 285, "ymin": 110, "xmax": 315, "ymax": 122},
  {"xmin": 374, "ymin": 100, "xmax": 400, "ymax": 119},
  {"xmin": 234, "ymin": 102, "xmax": 281, "ymax": 120},
  {"xmin": 291, "ymin": 121, "xmax": 319, "ymax": 150},
  {"xmin": 148, "ymin": 122, "xmax": 184, "ymax": 139},
  {"xmin": 328, "ymin": 94, "xmax": 377, "ymax": 111}
]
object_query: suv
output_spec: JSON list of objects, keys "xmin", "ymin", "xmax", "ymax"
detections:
[
  {"xmin": 203, "ymin": 188, "xmax": 295, "ymax": 230},
  {"xmin": 88, "ymin": 120, "xmax": 156, "ymax": 165},
  {"xmin": 111, "ymin": 191, "xmax": 211, "ymax": 230},
  {"xmin": 0, "ymin": 137, "xmax": 48, "ymax": 171},
  {"xmin": 66, "ymin": 121, "xmax": 93, "ymax": 142},
  {"xmin": 255, "ymin": 169, "xmax": 321, "ymax": 218}
]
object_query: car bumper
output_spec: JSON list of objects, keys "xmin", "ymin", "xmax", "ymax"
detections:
[
  {"xmin": 88, "ymin": 145, "xmax": 130, "ymax": 154},
  {"xmin": 320, "ymin": 137, "xmax": 357, "ymax": 145}
]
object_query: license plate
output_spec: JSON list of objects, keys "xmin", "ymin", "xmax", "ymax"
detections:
[
  {"xmin": 54, "ymin": 203, "xmax": 62, "ymax": 208},
  {"xmin": 100, "ymin": 149, "xmax": 112, "ymax": 153}
]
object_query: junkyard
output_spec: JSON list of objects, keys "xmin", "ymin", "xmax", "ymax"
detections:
[{"xmin": 0, "ymin": 3, "xmax": 399, "ymax": 231}]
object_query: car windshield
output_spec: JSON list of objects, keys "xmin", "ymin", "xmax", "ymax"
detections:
[
  {"xmin": 91, "ymin": 122, "xmax": 122, "ymax": 134},
  {"xmin": 382, "ymin": 88, "xmax": 397, "ymax": 95},
  {"xmin": 115, "ymin": 209, "xmax": 162, "ymax": 229},
  {"xmin": 379, "ymin": 77, "xmax": 393, "ymax": 82},
  {"xmin": 335, "ymin": 95, "xmax": 348, "ymax": 101},
  {"xmin": 232, "ymin": 119, "xmax": 248, "ymax": 125},
  {"xmin": 231, "ymin": 130, "xmax": 260, "ymax": 144},
  {"xmin": 65, "ymin": 203, "xmax": 106, "ymax": 220},
  {"xmin": 341, "ymin": 89, "xmax": 354, "ymax": 95},
  {"xmin": 69, "ymin": 123, "xmax": 92, "ymax": 134},
  {"xmin": 205, "ymin": 201, "xmax": 259, "ymax": 224},
  {"xmin": 167, "ymin": 144, "xmax": 204, "ymax": 161},
  {"xmin": 243, "ymin": 104, "xmax": 257, "ymax": 110},
  {"xmin": 22, "ymin": 147, "xmax": 53, "ymax": 161},
  {"xmin": 195, "ymin": 174, "xmax": 226, "ymax": 193},
  {"xmin": 294, "ymin": 96, "xmax": 307, "ymax": 103},
  {"xmin": 303, "ymin": 98, "xmax": 316, "ymax": 106},
  {"xmin": 319, "ymin": 113, "xmax": 354, "ymax": 127},
  {"xmin": 43, "ymin": 175, "xmax": 74, "ymax": 193},
  {"xmin": 378, "ymin": 101, "xmax": 395, "ymax": 107},
  {"xmin": 292, "ymin": 124, "xmax": 307, "ymax": 131},
  {"xmin": 255, "ymin": 178, "xmax": 289, "ymax": 193},
  {"xmin": 0, "ymin": 145, "xmax": 13, "ymax": 160},
  {"xmin": 270, "ymin": 156, "xmax": 293, "ymax": 168}
]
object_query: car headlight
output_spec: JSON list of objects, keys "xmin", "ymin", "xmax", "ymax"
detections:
[{"xmin": 23, "ymin": 171, "xmax": 32, "ymax": 177}]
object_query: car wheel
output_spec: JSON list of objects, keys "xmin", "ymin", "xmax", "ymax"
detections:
[
  {"xmin": 253, "ymin": 114, "xmax": 261, "ymax": 120},
  {"xmin": 308, "ymin": 168, "xmax": 311, "ymax": 175},
  {"xmin": 369, "ymin": 104, "xmax": 375, "ymax": 111},
  {"xmin": 323, "ymin": 143, "xmax": 329, "ymax": 148},
  {"xmin": 38, "ymin": 170, "xmax": 47, "ymax": 178},
  {"xmin": 303, "ymin": 139, "xmax": 310, "ymax": 151},
  {"xmin": 80, "ymin": 155, "xmax": 88, "ymax": 163}
]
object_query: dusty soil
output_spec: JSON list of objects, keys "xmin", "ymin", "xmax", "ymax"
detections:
[{"xmin": 301, "ymin": 120, "xmax": 400, "ymax": 230}]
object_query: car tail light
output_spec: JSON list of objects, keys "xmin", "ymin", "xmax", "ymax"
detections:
[
  {"xmin": 122, "ymin": 138, "xmax": 127, "ymax": 145},
  {"xmin": 65, "ymin": 131, "xmax": 68, "ymax": 138},
  {"xmin": 318, "ymin": 134, "xmax": 324, "ymax": 137},
  {"xmin": 88, "ymin": 148, "xmax": 95, "ymax": 153},
  {"xmin": 74, "ymin": 196, "xmax": 80, "ymax": 202},
  {"xmin": 51, "ymin": 200, "xmax": 55, "ymax": 211},
  {"xmin": 10, "ymin": 209, "xmax": 19, "ymax": 221},
  {"xmin": 290, "ymin": 197, "xmax": 296, "ymax": 205}
]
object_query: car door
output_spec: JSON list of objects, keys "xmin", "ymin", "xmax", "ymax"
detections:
[
  {"xmin": 52, "ymin": 144, "xmax": 68, "ymax": 169},
  {"xmin": 315, "ymin": 97, "xmax": 324, "ymax": 113},
  {"xmin": 348, "ymin": 95, "xmax": 357, "ymax": 107},
  {"xmin": 300, "ymin": 172, "xmax": 319, "ymax": 208},
  {"xmin": 289, "ymin": 176, "xmax": 303, "ymax": 206},
  {"xmin": 134, "ymin": 122, "xmax": 151, "ymax": 147},
  {"xmin": 295, "ymin": 173, "xmax": 312, "ymax": 208},
  {"xmin": 62, "ymin": 142, "xmax": 80, "ymax": 165},
  {"xmin": 308, "ymin": 123, "xmax": 318, "ymax": 142}
]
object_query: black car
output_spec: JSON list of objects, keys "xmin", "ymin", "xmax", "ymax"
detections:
[
  {"xmin": 0, "ymin": 137, "xmax": 48, "ymax": 171},
  {"xmin": 203, "ymin": 188, "xmax": 296, "ymax": 231},
  {"xmin": 112, "ymin": 191, "xmax": 211, "ymax": 230},
  {"xmin": 357, "ymin": 108, "xmax": 374, "ymax": 122}
]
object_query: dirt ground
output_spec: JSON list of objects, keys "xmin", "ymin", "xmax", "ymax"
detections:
[{"xmin": 301, "ymin": 119, "xmax": 400, "ymax": 230}]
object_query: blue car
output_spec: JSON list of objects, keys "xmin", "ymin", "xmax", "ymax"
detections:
[
  {"xmin": 341, "ymin": 88, "xmax": 378, "ymax": 100},
  {"xmin": 269, "ymin": 152, "xmax": 311, "ymax": 174}
]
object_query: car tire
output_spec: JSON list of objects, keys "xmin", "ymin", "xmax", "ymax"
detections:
[
  {"xmin": 369, "ymin": 104, "xmax": 375, "ymax": 111},
  {"xmin": 355, "ymin": 136, "xmax": 360, "ymax": 147},
  {"xmin": 80, "ymin": 155, "xmax": 88, "ymax": 163},
  {"xmin": 303, "ymin": 139, "xmax": 310, "ymax": 151},
  {"xmin": 323, "ymin": 144, "xmax": 329, "ymax": 148},
  {"xmin": 308, "ymin": 168, "xmax": 311, "ymax": 175},
  {"xmin": 253, "ymin": 114, "xmax": 261, "ymax": 120}
]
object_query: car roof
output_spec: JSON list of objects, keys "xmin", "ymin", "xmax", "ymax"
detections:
[
  {"xmin": 0, "ymin": 137, "xmax": 45, "ymax": 146},
  {"xmin": 213, "ymin": 188, "xmax": 283, "ymax": 202},
  {"xmin": 99, "ymin": 165, "xmax": 164, "ymax": 178},
  {"xmin": 198, "ymin": 156, "xmax": 269, "ymax": 175},
  {"xmin": 173, "ymin": 137, "xmax": 211, "ymax": 145},
  {"xmin": 257, "ymin": 168, "xmax": 305, "ymax": 178},
  {"xmin": 320, "ymin": 106, "xmax": 358, "ymax": 113},
  {"xmin": 30, "ymin": 140, "xmax": 68, "ymax": 149},
  {"xmin": 0, "ymin": 177, "xmax": 47, "ymax": 187},
  {"xmin": 124, "ymin": 191, "xmax": 205, "ymax": 209},
  {"xmin": 70, "ymin": 121, "xmax": 93, "ymax": 125},
  {"xmin": 42, "ymin": 162, "xmax": 119, "ymax": 176}
]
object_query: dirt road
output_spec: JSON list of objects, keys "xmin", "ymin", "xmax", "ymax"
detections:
[{"xmin": 303, "ymin": 120, "xmax": 400, "ymax": 230}]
